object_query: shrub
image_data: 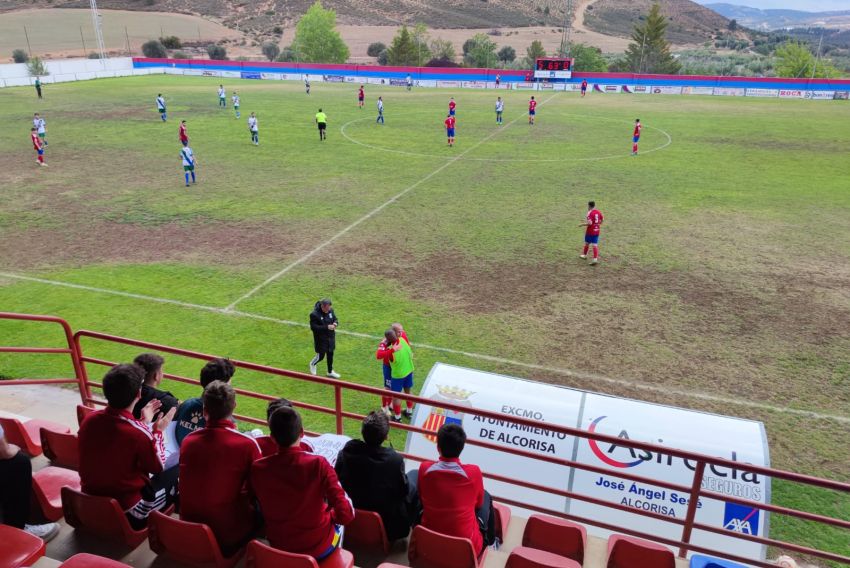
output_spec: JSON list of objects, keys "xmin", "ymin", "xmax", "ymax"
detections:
[
  {"xmin": 160, "ymin": 36, "xmax": 181, "ymax": 49},
  {"xmin": 377, "ymin": 49, "xmax": 388, "ymax": 65},
  {"xmin": 262, "ymin": 41, "xmax": 281, "ymax": 61},
  {"xmin": 141, "ymin": 40, "xmax": 167, "ymax": 58},
  {"xmin": 276, "ymin": 46, "xmax": 298, "ymax": 62},
  {"xmin": 172, "ymin": 51, "xmax": 190, "ymax": 59},
  {"xmin": 27, "ymin": 56, "xmax": 47, "ymax": 77},
  {"xmin": 367, "ymin": 42, "xmax": 386, "ymax": 57},
  {"xmin": 272, "ymin": 26, "xmax": 283, "ymax": 35},
  {"xmin": 12, "ymin": 49, "xmax": 28, "ymax": 63},
  {"xmin": 207, "ymin": 44, "xmax": 227, "ymax": 60},
  {"xmin": 426, "ymin": 56, "xmax": 461, "ymax": 67},
  {"xmin": 87, "ymin": 52, "xmax": 102, "ymax": 59}
]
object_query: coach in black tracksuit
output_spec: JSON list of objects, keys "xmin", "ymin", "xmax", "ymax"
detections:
[{"xmin": 309, "ymin": 298, "xmax": 340, "ymax": 378}]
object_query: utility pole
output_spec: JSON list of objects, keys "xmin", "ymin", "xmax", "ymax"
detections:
[
  {"xmin": 810, "ymin": 31, "xmax": 824, "ymax": 79},
  {"xmin": 80, "ymin": 26, "xmax": 88, "ymax": 56},
  {"xmin": 24, "ymin": 26, "xmax": 33, "ymax": 58},
  {"xmin": 559, "ymin": 0, "xmax": 573, "ymax": 57},
  {"xmin": 637, "ymin": 30, "xmax": 647, "ymax": 74},
  {"xmin": 89, "ymin": 0, "xmax": 107, "ymax": 65},
  {"xmin": 124, "ymin": 26, "xmax": 131, "ymax": 56}
]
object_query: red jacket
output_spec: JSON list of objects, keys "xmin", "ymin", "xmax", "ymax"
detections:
[
  {"xmin": 179, "ymin": 419, "xmax": 261, "ymax": 549},
  {"xmin": 376, "ymin": 331, "xmax": 409, "ymax": 366},
  {"xmin": 418, "ymin": 457, "xmax": 485, "ymax": 553},
  {"xmin": 78, "ymin": 407, "xmax": 165, "ymax": 510},
  {"xmin": 251, "ymin": 446, "xmax": 354, "ymax": 557}
]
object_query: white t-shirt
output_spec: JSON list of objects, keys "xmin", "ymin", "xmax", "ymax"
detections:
[
  {"xmin": 377, "ymin": 99, "xmax": 384, "ymax": 111},
  {"xmin": 181, "ymin": 147, "xmax": 195, "ymax": 166},
  {"xmin": 495, "ymin": 100, "xmax": 504, "ymax": 112},
  {"xmin": 156, "ymin": 96, "xmax": 166, "ymax": 110},
  {"xmin": 34, "ymin": 118, "xmax": 46, "ymax": 133},
  {"xmin": 248, "ymin": 116, "xmax": 258, "ymax": 131},
  {"xmin": 232, "ymin": 95, "xmax": 240, "ymax": 106},
  {"xmin": 218, "ymin": 87, "xmax": 225, "ymax": 98}
]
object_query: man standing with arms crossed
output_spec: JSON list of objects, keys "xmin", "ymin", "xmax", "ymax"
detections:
[{"xmin": 310, "ymin": 299, "xmax": 340, "ymax": 378}]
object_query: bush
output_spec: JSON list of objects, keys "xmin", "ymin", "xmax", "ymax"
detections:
[
  {"xmin": 12, "ymin": 49, "xmax": 28, "ymax": 63},
  {"xmin": 160, "ymin": 36, "xmax": 181, "ymax": 49},
  {"xmin": 262, "ymin": 41, "xmax": 280, "ymax": 61},
  {"xmin": 172, "ymin": 51, "xmax": 190, "ymax": 59},
  {"xmin": 27, "ymin": 56, "xmax": 47, "ymax": 77},
  {"xmin": 367, "ymin": 42, "xmax": 386, "ymax": 57},
  {"xmin": 276, "ymin": 46, "xmax": 297, "ymax": 62},
  {"xmin": 87, "ymin": 52, "xmax": 102, "ymax": 59},
  {"xmin": 142, "ymin": 40, "xmax": 167, "ymax": 58},
  {"xmin": 426, "ymin": 56, "xmax": 461, "ymax": 67},
  {"xmin": 272, "ymin": 26, "xmax": 284, "ymax": 35},
  {"xmin": 207, "ymin": 44, "xmax": 227, "ymax": 60},
  {"xmin": 377, "ymin": 49, "xmax": 388, "ymax": 65}
]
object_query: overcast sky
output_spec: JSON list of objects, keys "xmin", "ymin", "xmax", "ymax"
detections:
[{"xmin": 696, "ymin": 0, "xmax": 850, "ymax": 10}]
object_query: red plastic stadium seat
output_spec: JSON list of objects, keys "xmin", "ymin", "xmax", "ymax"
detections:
[
  {"xmin": 522, "ymin": 514, "xmax": 586, "ymax": 563},
  {"xmin": 255, "ymin": 435, "xmax": 278, "ymax": 457},
  {"xmin": 148, "ymin": 510, "xmax": 244, "ymax": 568},
  {"xmin": 0, "ymin": 524, "xmax": 46, "ymax": 568},
  {"xmin": 61, "ymin": 486, "xmax": 148, "ymax": 548},
  {"xmin": 245, "ymin": 539, "xmax": 354, "ymax": 568},
  {"xmin": 493, "ymin": 502, "xmax": 512, "ymax": 542},
  {"xmin": 408, "ymin": 524, "xmax": 485, "ymax": 568},
  {"xmin": 0, "ymin": 416, "xmax": 70, "ymax": 456},
  {"xmin": 606, "ymin": 534, "xmax": 676, "ymax": 568},
  {"xmin": 76, "ymin": 404, "xmax": 97, "ymax": 427},
  {"xmin": 32, "ymin": 465, "xmax": 82, "ymax": 521},
  {"xmin": 344, "ymin": 509, "xmax": 390, "ymax": 555},
  {"xmin": 506, "ymin": 547, "xmax": 581, "ymax": 568},
  {"xmin": 40, "ymin": 428, "xmax": 80, "ymax": 470},
  {"xmin": 60, "ymin": 553, "xmax": 132, "ymax": 567}
]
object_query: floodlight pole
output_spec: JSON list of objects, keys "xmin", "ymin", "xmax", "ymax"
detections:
[
  {"xmin": 560, "ymin": 0, "xmax": 573, "ymax": 57},
  {"xmin": 89, "ymin": 0, "xmax": 107, "ymax": 65},
  {"xmin": 810, "ymin": 31, "xmax": 824, "ymax": 80}
]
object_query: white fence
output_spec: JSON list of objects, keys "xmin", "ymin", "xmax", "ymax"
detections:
[{"xmin": 0, "ymin": 57, "xmax": 154, "ymax": 88}]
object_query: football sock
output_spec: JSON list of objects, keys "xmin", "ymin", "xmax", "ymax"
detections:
[
  {"xmin": 582, "ymin": 244, "xmax": 590, "ymax": 256},
  {"xmin": 406, "ymin": 399, "xmax": 414, "ymax": 410},
  {"xmin": 191, "ymin": 172, "xmax": 196, "ymax": 183},
  {"xmin": 382, "ymin": 395, "xmax": 391, "ymax": 408},
  {"xmin": 185, "ymin": 172, "xmax": 189, "ymax": 185},
  {"xmin": 592, "ymin": 245, "xmax": 599, "ymax": 259},
  {"xmin": 38, "ymin": 155, "xmax": 43, "ymax": 164},
  {"xmin": 392, "ymin": 402, "xmax": 401, "ymax": 416}
]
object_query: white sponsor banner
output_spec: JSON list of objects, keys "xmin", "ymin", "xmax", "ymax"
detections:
[
  {"xmin": 746, "ymin": 88, "xmax": 779, "ymax": 98},
  {"xmin": 344, "ymin": 76, "xmax": 358, "ymax": 83},
  {"xmin": 279, "ymin": 73, "xmax": 301, "ymax": 81},
  {"xmin": 201, "ymin": 70, "xmax": 220, "ymax": 77},
  {"xmin": 437, "ymin": 80, "xmax": 461, "ymax": 88},
  {"xmin": 219, "ymin": 70, "xmax": 241, "ymax": 78},
  {"xmin": 600, "ymin": 84, "xmax": 621, "ymax": 93},
  {"xmin": 366, "ymin": 77, "xmax": 385, "ymax": 85},
  {"xmin": 182, "ymin": 69, "xmax": 206, "ymax": 76},
  {"xmin": 713, "ymin": 87, "xmax": 746, "ymax": 97},
  {"xmin": 778, "ymin": 89, "xmax": 805, "ymax": 98},
  {"xmin": 682, "ymin": 86, "xmax": 714, "ymax": 95},
  {"xmin": 407, "ymin": 363, "xmax": 769, "ymax": 561},
  {"xmin": 632, "ymin": 85, "xmax": 652, "ymax": 95},
  {"xmin": 651, "ymin": 86, "xmax": 682, "ymax": 95},
  {"xmin": 462, "ymin": 81, "xmax": 487, "ymax": 89},
  {"xmin": 806, "ymin": 90, "xmax": 835, "ymax": 100},
  {"xmin": 417, "ymin": 79, "xmax": 438, "ymax": 88},
  {"xmin": 260, "ymin": 72, "xmax": 281, "ymax": 80},
  {"xmin": 513, "ymin": 82, "xmax": 537, "ymax": 90},
  {"xmin": 552, "ymin": 83, "xmax": 568, "ymax": 91}
]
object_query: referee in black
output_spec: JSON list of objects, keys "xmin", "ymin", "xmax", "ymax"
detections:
[{"xmin": 309, "ymin": 298, "xmax": 340, "ymax": 378}]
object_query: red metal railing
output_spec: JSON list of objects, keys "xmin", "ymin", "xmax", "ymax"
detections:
[{"xmin": 1, "ymin": 312, "xmax": 848, "ymax": 566}]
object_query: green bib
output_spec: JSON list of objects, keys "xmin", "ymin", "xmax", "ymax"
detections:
[{"xmin": 389, "ymin": 339, "xmax": 414, "ymax": 379}]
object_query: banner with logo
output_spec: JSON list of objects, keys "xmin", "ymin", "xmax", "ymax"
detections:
[
  {"xmin": 778, "ymin": 89, "xmax": 805, "ymax": 99},
  {"xmin": 682, "ymin": 86, "xmax": 714, "ymax": 96},
  {"xmin": 260, "ymin": 72, "xmax": 281, "ymax": 81},
  {"xmin": 462, "ymin": 81, "xmax": 487, "ymax": 89},
  {"xmin": 806, "ymin": 90, "xmax": 835, "ymax": 100},
  {"xmin": 201, "ymin": 70, "xmax": 220, "ymax": 77},
  {"xmin": 713, "ymin": 87, "xmax": 746, "ymax": 97},
  {"xmin": 220, "ymin": 70, "xmax": 241, "ymax": 78},
  {"xmin": 407, "ymin": 363, "xmax": 769, "ymax": 561},
  {"xmin": 182, "ymin": 69, "xmax": 206, "ymax": 76},
  {"xmin": 513, "ymin": 82, "xmax": 537, "ymax": 90},
  {"xmin": 834, "ymin": 91, "xmax": 849, "ymax": 100},
  {"xmin": 323, "ymin": 75, "xmax": 345, "ymax": 83},
  {"xmin": 437, "ymin": 80, "xmax": 461, "ymax": 88},
  {"xmin": 652, "ymin": 86, "xmax": 682, "ymax": 95},
  {"xmin": 241, "ymin": 71, "xmax": 261, "ymax": 80},
  {"xmin": 746, "ymin": 88, "xmax": 779, "ymax": 98}
]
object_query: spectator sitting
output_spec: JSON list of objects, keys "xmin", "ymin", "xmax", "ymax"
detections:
[
  {"xmin": 259, "ymin": 398, "xmax": 314, "ymax": 456},
  {"xmin": 78, "ymin": 364, "xmax": 178, "ymax": 529},
  {"xmin": 132, "ymin": 353, "xmax": 178, "ymax": 421},
  {"xmin": 0, "ymin": 423, "xmax": 60, "ymax": 541},
  {"xmin": 251, "ymin": 406, "xmax": 354, "ymax": 559},
  {"xmin": 174, "ymin": 358, "xmax": 235, "ymax": 447},
  {"xmin": 179, "ymin": 381, "xmax": 261, "ymax": 555},
  {"xmin": 335, "ymin": 411, "xmax": 414, "ymax": 541},
  {"xmin": 418, "ymin": 423, "xmax": 496, "ymax": 555}
]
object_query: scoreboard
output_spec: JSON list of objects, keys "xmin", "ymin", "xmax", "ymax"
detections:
[{"xmin": 533, "ymin": 57, "xmax": 573, "ymax": 79}]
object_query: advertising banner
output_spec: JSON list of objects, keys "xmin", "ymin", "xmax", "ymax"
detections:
[
  {"xmin": 806, "ymin": 90, "xmax": 835, "ymax": 100},
  {"xmin": 834, "ymin": 91, "xmax": 849, "ymax": 100},
  {"xmin": 201, "ymin": 70, "xmax": 220, "ymax": 77},
  {"xmin": 389, "ymin": 79, "xmax": 409, "ymax": 87},
  {"xmin": 682, "ymin": 86, "xmax": 714, "ymax": 95},
  {"xmin": 746, "ymin": 88, "xmax": 779, "ymax": 97},
  {"xmin": 778, "ymin": 89, "xmax": 805, "ymax": 98},
  {"xmin": 632, "ymin": 85, "xmax": 651, "ymax": 94},
  {"xmin": 713, "ymin": 87, "xmax": 746, "ymax": 97},
  {"xmin": 513, "ymin": 82, "xmax": 537, "ymax": 90},
  {"xmin": 462, "ymin": 81, "xmax": 487, "ymax": 89},
  {"xmin": 241, "ymin": 71, "xmax": 261, "ymax": 80},
  {"xmin": 182, "ymin": 69, "xmax": 206, "ymax": 76},
  {"xmin": 437, "ymin": 80, "xmax": 461, "ymax": 88},
  {"xmin": 407, "ymin": 363, "xmax": 770, "ymax": 561},
  {"xmin": 344, "ymin": 76, "xmax": 358, "ymax": 83},
  {"xmin": 323, "ymin": 75, "xmax": 345, "ymax": 83},
  {"xmin": 652, "ymin": 86, "xmax": 682, "ymax": 95},
  {"xmin": 417, "ymin": 79, "xmax": 438, "ymax": 88},
  {"xmin": 367, "ymin": 77, "xmax": 386, "ymax": 85},
  {"xmin": 219, "ymin": 70, "xmax": 241, "ymax": 78},
  {"xmin": 260, "ymin": 72, "xmax": 281, "ymax": 81}
]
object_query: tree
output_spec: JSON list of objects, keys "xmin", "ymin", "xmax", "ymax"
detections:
[
  {"xmin": 462, "ymin": 38, "xmax": 476, "ymax": 58},
  {"xmin": 775, "ymin": 41, "xmax": 839, "ymax": 78},
  {"xmin": 12, "ymin": 49, "xmax": 29, "ymax": 63},
  {"xmin": 497, "ymin": 45, "xmax": 516, "ymax": 65},
  {"xmin": 525, "ymin": 40, "xmax": 546, "ymax": 68},
  {"xmin": 568, "ymin": 43, "xmax": 608, "ymax": 72},
  {"xmin": 207, "ymin": 44, "xmax": 227, "ymax": 60},
  {"xmin": 387, "ymin": 26, "xmax": 417, "ymax": 66},
  {"xmin": 293, "ymin": 1, "xmax": 349, "ymax": 63},
  {"xmin": 623, "ymin": 3, "xmax": 680, "ymax": 74},
  {"xmin": 377, "ymin": 49, "xmax": 388, "ymax": 65},
  {"xmin": 142, "ymin": 40, "xmax": 167, "ymax": 58},
  {"xmin": 367, "ymin": 42, "xmax": 386, "ymax": 57},
  {"xmin": 464, "ymin": 33, "xmax": 498, "ymax": 68},
  {"xmin": 430, "ymin": 38, "xmax": 456, "ymax": 62},
  {"xmin": 27, "ymin": 56, "xmax": 47, "ymax": 77},
  {"xmin": 262, "ymin": 41, "xmax": 281, "ymax": 61},
  {"xmin": 411, "ymin": 23, "xmax": 431, "ymax": 66},
  {"xmin": 276, "ymin": 46, "xmax": 298, "ymax": 62},
  {"xmin": 160, "ymin": 35, "xmax": 181, "ymax": 49}
]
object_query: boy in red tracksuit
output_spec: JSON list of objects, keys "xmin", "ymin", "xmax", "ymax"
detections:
[
  {"xmin": 78, "ymin": 364, "xmax": 178, "ymax": 529},
  {"xmin": 251, "ymin": 406, "xmax": 354, "ymax": 560},
  {"xmin": 375, "ymin": 323, "xmax": 413, "ymax": 418},
  {"xmin": 179, "ymin": 381, "xmax": 261, "ymax": 554}
]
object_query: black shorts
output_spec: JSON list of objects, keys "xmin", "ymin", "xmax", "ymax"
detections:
[{"xmin": 318, "ymin": 122, "xmax": 327, "ymax": 130}]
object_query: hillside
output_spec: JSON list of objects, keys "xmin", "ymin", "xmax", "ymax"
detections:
[
  {"xmin": 583, "ymin": 0, "xmax": 733, "ymax": 44},
  {"xmin": 705, "ymin": 3, "xmax": 850, "ymax": 31}
]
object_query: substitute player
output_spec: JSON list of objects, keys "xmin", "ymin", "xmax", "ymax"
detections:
[
  {"xmin": 579, "ymin": 201, "xmax": 604, "ymax": 265},
  {"xmin": 358, "ymin": 85, "xmax": 365, "ymax": 109},
  {"xmin": 179, "ymin": 120, "xmax": 189, "ymax": 146},
  {"xmin": 31, "ymin": 127, "xmax": 46, "ymax": 167},
  {"xmin": 376, "ymin": 97, "xmax": 385, "ymax": 124},
  {"xmin": 444, "ymin": 113, "xmax": 456, "ymax": 147},
  {"xmin": 581, "ymin": 79, "xmax": 588, "ymax": 97},
  {"xmin": 448, "ymin": 97, "xmax": 456, "ymax": 117},
  {"xmin": 316, "ymin": 108, "xmax": 328, "ymax": 141},
  {"xmin": 181, "ymin": 144, "xmax": 197, "ymax": 186},
  {"xmin": 248, "ymin": 112, "xmax": 259, "ymax": 145},
  {"xmin": 33, "ymin": 113, "xmax": 47, "ymax": 146},
  {"xmin": 156, "ymin": 94, "xmax": 167, "ymax": 122},
  {"xmin": 632, "ymin": 119, "xmax": 642, "ymax": 155},
  {"xmin": 528, "ymin": 96, "xmax": 537, "ymax": 125},
  {"xmin": 218, "ymin": 85, "xmax": 226, "ymax": 108},
  {"xmin": 232, "ymin": 91, "xmax": 241, "ymax": 118},
  {"xmin": 376, "ymin": 328, "xmax": 414, "ymax": 423},
  {"xmin": 495, "ymin": 97, "xmax": 504, "ymax": 125}
]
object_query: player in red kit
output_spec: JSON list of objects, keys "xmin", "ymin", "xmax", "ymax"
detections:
[
  {"xmin": 358, "ymin": 86, "xmax": 365, "ymax": 109},
  {"xmin": 444, "ymin": 114, "xmax": 456, "ymax": 147},
  {"xmin": 31, "ymin": 127, "xmax": 46, "ymax": 166},
  {"xmin": 632, "ymin": 119, "xmax": 642, "ymax": 155},
  {"xmin": 528, "ymin": 96, "xmax": 537, "ymax": 125},
  {"xmin": 179, "ymin": 120, "xmax": 189, "ymax": 146},
  {"xmin": 581, "ymin": 79, "xmax": 588, "ymax": 97},
  {"xmin": 579, "ymin": 201, "xmax": 603, "ymax": 265},
  {"xmin": 448, "ymin": 97, "xmax": 456, "ymax": 116}
]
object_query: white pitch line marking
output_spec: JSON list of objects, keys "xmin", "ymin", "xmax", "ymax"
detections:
[
  {"xmin": 222, "ymin": 94, "xmax": 559, "ymax": 312},
  {"xmin": 1, "ymin": 271, "xmax": 847, "ymax": 424}
]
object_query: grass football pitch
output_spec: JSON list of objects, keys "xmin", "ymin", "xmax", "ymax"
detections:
[{"xmin": 0, "ymin": 76, "xmax": 848, "ymax": 558}]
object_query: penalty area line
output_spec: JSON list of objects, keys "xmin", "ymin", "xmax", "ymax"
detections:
[{"xmin": 1, "ymin": 271, "xmax": 847, "ymax": 424}]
